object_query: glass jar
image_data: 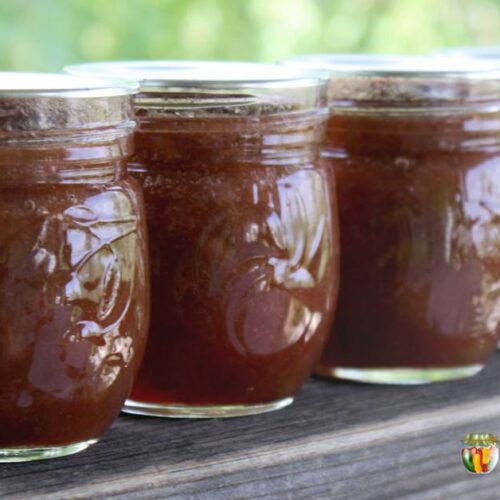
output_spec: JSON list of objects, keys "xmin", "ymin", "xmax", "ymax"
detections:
[
  {"xmin": 285, "ymin": 55, "xmax": 500, "ymax": 384},
  {"xmin": 432, "ymin": 50, "xmax": 500, "ymax": 351},
  {"xmin": 0, "ymin": 73, "xmax": 149, "ymax": 461},
  {"xmin": 66, "ymin": 61, "xmax": 339, "ymax": 417}
]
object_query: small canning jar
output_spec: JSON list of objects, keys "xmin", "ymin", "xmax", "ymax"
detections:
[
  {"xmin": 285, "ymin": 55, "xmax": 500, "ymax": 384},
  {"xmin": 0, "ymin": 74, "xmax": 149, "ymax": 461},
  {"xmin": 433, "ymin": 50, "xmax": 500, "ymax": 351},
  {"xmin": 67, "ymin": 61, "xmax": 339, "ymax": 417}
]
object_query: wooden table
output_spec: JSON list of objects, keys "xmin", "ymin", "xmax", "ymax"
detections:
[{"xmin": 3, "ymin": 354, "xmax": 500, "ymax": 499}]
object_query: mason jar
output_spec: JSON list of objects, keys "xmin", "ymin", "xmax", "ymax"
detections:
[
  {"xmin": 0, "ymin": 73, "xmax": 149, "ymax": 461},
  {"xmin": 432, "ymin": 50, "xmax": 500, "ymax": 351},
  {"xmin": 66, "ymin": 61, "xmax": 339, "ymax": 417},
  {"xmin": 285, "ymin": 55, "xmax": 500, "ymax": 384}
]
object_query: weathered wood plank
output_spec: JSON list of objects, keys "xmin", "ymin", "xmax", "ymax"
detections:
[{"xmin": 2, "ymin": 354, "xmax": 500, "ymax": 499}]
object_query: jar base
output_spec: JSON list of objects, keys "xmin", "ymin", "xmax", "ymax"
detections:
[
  {"xmin": 0, "ymin": 439, "xmax": 97, "ymax": 463},
  {"xmin": 315, "ymin": 364, "xmax": 484, "ymax": 385},
  {"xmin": 122, "ymin": 396, "xmax": 294, "ymax": 418}
]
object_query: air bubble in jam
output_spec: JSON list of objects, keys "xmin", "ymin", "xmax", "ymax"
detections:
[{"xmin": 24, "ymin": 199, "xmax": 36, "ymax": 213}]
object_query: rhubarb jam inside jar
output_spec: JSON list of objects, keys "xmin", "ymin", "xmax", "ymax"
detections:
[
  {"xmin": 286, "ymin": 55, "xmax": 500, "ymax": 384},
  {"xmin": 67, "ymin": 61, "xmax": 339, "ymax": 417},
  {"xmin": 0, "ymin": 74, "xmax": 149, "ymax": 461}
]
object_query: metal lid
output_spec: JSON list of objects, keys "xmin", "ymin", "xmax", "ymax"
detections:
[
  {"xmin": 432, "ymin": 47, "xmax": 500, "ymax": 60},
  {"xmin": 283, "ymin": 54, "xmax": 500, "ymax": 110},
  {"xmin": 0, "ymin": 72, "xmax": 137, "ymax": 133},
  {"xmin": 0, "ymin": 72, "xmax": 137, "ymax": 98},
  {"xmin": 65, "ymin": 61, "xmax": 328, "ymax": 92},
  {"xmin": 283, "ymin": 54, "xmax": 500, "ymax": 80}
]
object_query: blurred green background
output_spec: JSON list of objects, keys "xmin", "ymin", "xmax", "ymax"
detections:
[{"xmin": 2, "ymin": 0, "xmax": 500, "ymax": 71}]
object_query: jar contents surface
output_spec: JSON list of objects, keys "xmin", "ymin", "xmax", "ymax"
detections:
[
  {"xmin": 129, "ymin": 115, "xmax": 338, "ymax": 407},
  {"xmin": 0, "ymin": 178, "xmax": 149, "ymax": 447},
  {"xmin": 319, "ymin": 111, "xmax": 500, "ymax": 373}
]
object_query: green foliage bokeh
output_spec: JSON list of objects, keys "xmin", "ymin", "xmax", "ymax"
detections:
[{"xmin": 1, "ymin": 0, "xmax": 499, "ymax": 71}]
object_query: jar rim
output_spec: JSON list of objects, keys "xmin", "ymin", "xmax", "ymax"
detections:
[
  {"xmin": 432, "ymin": 47, "xmax": 500, "ymax": 60},
  {"xmin": 0, "ymin": 72, "xmax": 138, "ymax": 98},
  {"xmin": 64, "ymin": 61, "xmax": 329, "ymax": 92},
  {"xmin": 282, "ymin": 54, "xmax": 500, "ymax": 112},
  {"xmin": 65, "ymin": 61, "xmax": 329, "ymax": 116},
  {"xmin": 282, "ymin": 54, "xmax": 500, "ymax": 80}
]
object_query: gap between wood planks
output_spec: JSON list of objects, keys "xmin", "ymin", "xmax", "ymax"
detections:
[{"xmin": 39, "ymin": 394, "xmax": 500, "ymax": 499}]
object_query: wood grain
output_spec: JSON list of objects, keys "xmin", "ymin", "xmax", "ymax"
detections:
[{"xmin": 3, "ymin": 354, "xmax": 500, "ymax": 499}]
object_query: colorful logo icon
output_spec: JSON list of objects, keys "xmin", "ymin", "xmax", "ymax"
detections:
[{"xmin": 461, "ymin": 433, "xmax": 499, "ymax": 474}]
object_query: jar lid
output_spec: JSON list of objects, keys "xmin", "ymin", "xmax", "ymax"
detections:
[
  {"xmin": 0, "ymin": 72, "xmax": 137, "ymax": 98},
  {"xmin": 0, "ymin": 72, "xmax": 137, "ymax": 133},
  {"xmin": 64, "ymin": 61, "xmax": 329, "ymax": 115},
  {"xmin": 282, "ymin": 54, "xmax": 500, "ymax": 111},
  {"xmin": 432, "ymin": 47, "xmax": 500, "ymax": 60},
  {"xmin": 65, "ymin": 61, "xmax": 328, "ymax": 90},
  {"xmin": 283, "ymin": 54, "xmax": 500, "ymax": 79}
]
